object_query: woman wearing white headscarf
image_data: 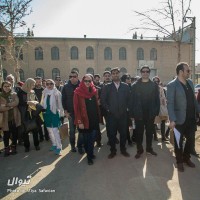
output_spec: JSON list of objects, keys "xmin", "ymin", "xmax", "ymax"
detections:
[{"xmin": 41, "ymin": 79, "xmax": 64, "ymax": 155}]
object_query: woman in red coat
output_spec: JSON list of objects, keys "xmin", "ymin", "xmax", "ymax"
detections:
[{"xmin": 74, "ymin": 74, "xmax": 101, "ymax": 165}]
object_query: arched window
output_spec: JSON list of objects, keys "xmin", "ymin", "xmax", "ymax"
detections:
[
  {"xmin": 15, "ymin": 46, "xmax": 23, "ymax": 60},
  {"xmin": 137, "ymin": 48, "xmax": 144, "ymax": 60},
  {"xmin": 35, "ymin": 47, "xmax": 43, "ymax": 60},
  {"xmin": 120, "ymin": 67, "xmax": 127, "ymax": 75},
  {"xmin": 150, "ymin": 48, "xmax": 157, "ymax": 60},
  {"xmin": 52, "ymin": 68, "xmax": 60, "ymax": 80},
  {"xmin": 119, "ymin": 47, "xmax": 126, "ymax": 60},
  {"xmin": 71, "ymin": 46, "xmax": 78, "ymax": 60},
  {"xmin": 0, "ymin": 46, "xmax": 6, "ymax": 61},
  {"xmin": 3, "ymin": 69, "xmax": 7, "ymax": 80},
  {"xmin": 86, "ymin": 46, "xmax": 94, "ymax": 59},
  {"xmin": 105, "ymin": 67, "xmax": 111, "ymax": 72},
  {"xmin": 104, "ymin": 47, "xmax": 112, "ymax": 60},
  {"xmin": 86, "ymin": 67, "xmax": 94, "ymax": 75},
  {"xmin": 19, "ymin": 69, "xmax": 25, "ymax": 81},
  {"xmin": 51, "ymin": 46, "xmax": 59, "ymax": 60},
  {"xmin": 36, "ymin": 68, "xmax": 44, "ymax": 78},
  {"xmin": 71, "ymin": 68, "xmax": 79, "ymax": 73}
]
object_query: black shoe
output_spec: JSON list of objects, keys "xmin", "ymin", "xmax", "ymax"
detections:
[
  {"xmin": 108, "ymin": 152, "xmax": 116, "ymax": 159},
  {"xmin": 115, "ymin": 138, "xmax": 119, "ymax": 144},
  {"xmin": 146, "ymin": 150, "xmax": 157, "ymax": 156},
  {"xmin": 135, "ymin": 150, "xmax": 144, "ymax": 159},
  {"xmin": 70, "ymin": 147, "xmax": 77, "ymax": 152},
  {"xmin": 91, "ymin": 155, "xmax": 96, "ymax": 159},
  {"xmin": 128, "ymin": 141, "xmax": 133, "ymax": 146},
  {"xmin": 78, "ymin": 148, "xmax": 84, "ymax": 155},
  {"xmin": 96, "ymin": 142, "xmax": 102, "ymax": 147},
  {"xmin": 183, "ymin": 159, "xmax": 195, "ymax": 168},
  {"xmin": 35, "ymin": 146, "xmax": 40, "ymax": 151},
  {"xmin": 25, "ymin": 148, "xmax": 30, "ymax": 152},
  {"xmin": 88, "ymin": 159, "xmax": 94, "ymax": 165},
  {"xmin": 177, "ymin": 163, "xmax": 184, "ymax": 172},
  {"xmin": 121, "ymin": 151, "xmax": 130, "ymax": 157}
]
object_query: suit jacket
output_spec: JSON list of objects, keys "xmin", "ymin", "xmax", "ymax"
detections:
[
  {"xmin": 100, "ymin": 81, "xmax": 130, "ymax": 118},
  {"xmin": 167, "ymin": 78, "xmax": 200, "ymax": 125}
]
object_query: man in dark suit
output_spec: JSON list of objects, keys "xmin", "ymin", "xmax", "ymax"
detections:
[
  {"xmin": 101, "ymin": 67, "xmax": 130, "ymax": 158},
  {"xmin": 129, "ymin": 65, "xmax": 160, "ymax": 159},
  {"xmin": 167, "ymin": 62, "xmax": 200, "ymax": 172}
]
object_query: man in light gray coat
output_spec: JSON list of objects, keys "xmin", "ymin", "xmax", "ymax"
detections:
[{"xmin": 167, "ymin": 62, "xmax": 200, "ymax": 172}]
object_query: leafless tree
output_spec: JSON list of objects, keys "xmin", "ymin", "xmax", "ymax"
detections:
[
  {"xmin": 131, "ymin": 0, "xmax": 193, "ymax": 63},
  {"xmin": 0, "ymin": 0, "xmax": 33, "ymax": 82}
]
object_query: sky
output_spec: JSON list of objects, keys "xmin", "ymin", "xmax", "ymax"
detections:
[{"xmin": 20, "ymin": 0, "xmax": 200, "ymax": 63}]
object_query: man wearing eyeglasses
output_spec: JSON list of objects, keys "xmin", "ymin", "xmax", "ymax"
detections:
[
  {"xmin": 62, "ymin": 70, "xmax": 83, "ymax": 153},
  {"xmin": 129, "ymin": 65, "xmax": 160, "ymax": 159},
  {"xmin": 167, "ymin": 62, "xmax": 200, "ymax": 172}
]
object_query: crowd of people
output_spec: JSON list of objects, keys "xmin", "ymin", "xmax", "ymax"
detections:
[{"xmin": 0, "ymin": 62, "xmax": 199, "ymax": 171}]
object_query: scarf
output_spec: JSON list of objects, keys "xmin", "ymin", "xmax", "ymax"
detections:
[
  {"xmin": 73, "ymin": 79, "xmax": 97, "ymax": 124},
  {"xmin": 42, "ymin": 87, "xmax": 59, "ymax": 114},
  {"xmin": 74, "ymin": 80, "xmax": 97, "ymax": 99}
]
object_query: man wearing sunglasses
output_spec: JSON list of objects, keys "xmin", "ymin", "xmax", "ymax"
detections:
[
  {"xmin": 55, "ymin": 76, "xmax": 63, "ymax": 92},
  {"xmin": 62, "ymin": 70, "xmax": 83, "ymax": 153},
  {"xmin": 129, "ymin": 65, "xmax": 160, "ymax": 159},
  {"xmin": 167, "ymin": 62, "xmax": 200, "ymax": 172}
]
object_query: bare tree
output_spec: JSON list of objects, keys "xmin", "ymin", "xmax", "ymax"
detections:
[
  {"xmin": 0, "ymin": 0, "xmax": 33, "ymax": 82},
  {"xmin": 131, "ymin": 0, "xmax": 193, "ymax": 63}
]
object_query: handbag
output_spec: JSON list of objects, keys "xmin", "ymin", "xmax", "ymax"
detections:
[
  {"xmin": 159, "ymin": 104, "xmax": 168, "ymax": 117},
  {"xmin": 23, "ymin": 118, "xmax": 38, "ymax": 133},
  {"xmin": 59, "ymin": 122, "xmax": 68, "ymax": 140},
  {"xmin": 22, "ymin": 111, "xmax": 38, "ymax": 133}
]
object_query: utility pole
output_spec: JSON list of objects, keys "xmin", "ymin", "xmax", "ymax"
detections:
[
  {"xmin": 0, "ymin": 47, "xmax": 3, "ymax": 85},
  {"xmin": 185, "ymin": 16, "xmax": 196, "ymax": 84}
]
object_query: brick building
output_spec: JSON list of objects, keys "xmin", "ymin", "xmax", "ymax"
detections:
[{"xmin": 1, "ymin": 36, "xmax": 192, "ymax": 85}]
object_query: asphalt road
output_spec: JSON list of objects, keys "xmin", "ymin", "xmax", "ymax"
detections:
[{"xmin": 0, "ymin": 126, "xmax": 200, "ymax": 200}]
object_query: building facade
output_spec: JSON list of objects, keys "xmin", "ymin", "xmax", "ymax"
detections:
[{"xmin": 1, "ymin": 37, "xmax": 192, "ymax": 85}]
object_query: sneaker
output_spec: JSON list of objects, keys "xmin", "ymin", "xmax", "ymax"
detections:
[
  {"xmin": 55, "ymin": 148, "xmax": 61, "ymax": 155},
  {"xmin": 49, "ymin": 145, "xmax": 57, "ymax": 151},
  {"xmin": 146, "ymin": 150, "xmax": 157, "ymax": 156}
]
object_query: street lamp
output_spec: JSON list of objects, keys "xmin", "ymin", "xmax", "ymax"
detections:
[{"xmin": 184, "ymin": 16, "xmax": 196, "ymax": 84}]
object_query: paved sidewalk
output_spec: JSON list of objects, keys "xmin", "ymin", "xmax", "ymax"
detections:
[{"xmin": 0, "ymin": 126, "xmax": 200, "ymax": 200}]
